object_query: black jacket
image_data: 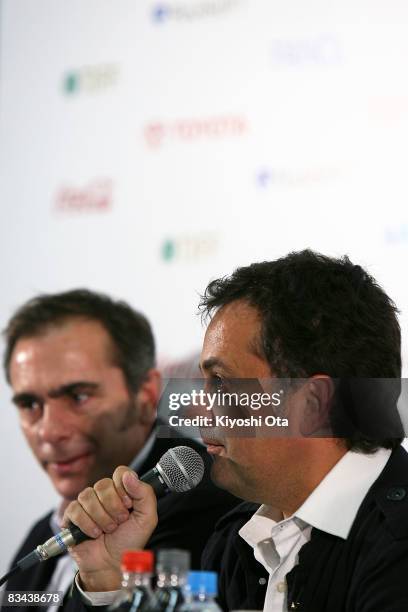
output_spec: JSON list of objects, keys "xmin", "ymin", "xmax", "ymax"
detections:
[
  {"xmin": 1, "ymin": 435, "xmax": 238, "ymax": 612},
  {"xmin": 202, "ymin": 445, "xmax": 408, "ymax": 611}
]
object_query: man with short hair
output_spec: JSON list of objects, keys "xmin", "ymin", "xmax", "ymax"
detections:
[
  {"xmin": 198, "ymin": 250, "xmax": 407, "ymax": 610},
  {"xmin": 1, "ymin": 289, "xmax": 237, "ymax": 611},
  {"xmin": 36, "ymin": 251, "xmax": 408, "ymax": 611}
]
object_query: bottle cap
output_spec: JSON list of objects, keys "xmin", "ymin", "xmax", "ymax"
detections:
[
  {"xmin": 121, "ymin": 550, "xmax": 154, "ymax": 573},
  {"xmin": 156, "ymin": 549, "xmax": 191, "ymax": 574},
  {"xmin": 187, "ymin": 571, "xmax": 217, "ymax": 596}
]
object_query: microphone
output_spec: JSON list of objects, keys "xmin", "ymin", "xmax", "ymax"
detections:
[{"xmin": 3, "ymin": 446, "xmax": 204, "ymax": 580}]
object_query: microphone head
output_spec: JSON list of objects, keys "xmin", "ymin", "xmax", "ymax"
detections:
[{"xmin": 157, "ymin": 446, "xmax": 205, "ymax": 493}]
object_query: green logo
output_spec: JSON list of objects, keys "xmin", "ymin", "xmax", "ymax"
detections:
[
  {"xmin": 62, "ymin": 65, "xmax": 119, "ymax": 96},
  {"xmin": 64, "ymin": 72, "xmax": 79, "ymax": 94},
  {"xmin": 160, "ymin": 234, "xmax": 218, "ymax": 263},
  {"xmin": 162, "ymin": 239, "xmax": 176, "ymax": 261}
]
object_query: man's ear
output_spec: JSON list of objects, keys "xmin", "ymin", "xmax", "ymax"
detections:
[
  {"xmin": 300, "ymin": 375, "xmax": 334, "ymax": 437},
  {"xmin": 134, "ymin": 369, "xmax": 161, "ymax": 426}
]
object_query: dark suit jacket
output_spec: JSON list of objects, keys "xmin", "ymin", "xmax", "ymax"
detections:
[
  {"xmin": 1, "ymin": 435, "xmax": 238, "ymax": 612},
  {"xmin": 202, "ymin": 445, "xmax": 408, "ymax": 611}
]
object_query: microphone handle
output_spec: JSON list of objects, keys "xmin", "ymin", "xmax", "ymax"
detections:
[
  {"xmin": 67, "ymin": 522, "xmax": 89, "ymax": 546},
  {"xmin": 140, "ymin": 466, "xmax": 170, "ymax": 498}
]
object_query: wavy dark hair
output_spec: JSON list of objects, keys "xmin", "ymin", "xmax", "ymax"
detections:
[
  {"xmin": 3, "ymin": 289, "xmax": 155, "ymax": 392},
  {"xmin": 199, "ymin": 250, "xmax": 403, "ymax": 452}
]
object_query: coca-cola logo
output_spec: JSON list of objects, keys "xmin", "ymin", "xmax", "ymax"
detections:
[{"xmin": 55, "ymin": 179, "xmax": 113, "ymax": 213}]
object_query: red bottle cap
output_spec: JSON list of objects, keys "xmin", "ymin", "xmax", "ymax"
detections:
[{"xmin": 121, "ymin": 550, "xmax": 154, "ymax": 573}]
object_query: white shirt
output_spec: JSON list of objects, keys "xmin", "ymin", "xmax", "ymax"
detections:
[
  {"xmin": 239, "ymin": 448, "xmax": 392, "ymax": 612},
  {"xmin": 77, "ymin": 447, "xmax": 392, "ymax": 608}
]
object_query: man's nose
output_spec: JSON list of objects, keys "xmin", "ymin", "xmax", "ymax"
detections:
[{"xmin": 37, "ymin": 401, "xmax": 74, "ymax": 443}]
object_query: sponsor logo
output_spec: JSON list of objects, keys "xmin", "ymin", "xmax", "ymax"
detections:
[
  {"xmin": 62, "ymin": 64, "xmax": 119, "ymax": 95},
  {"xmin": 161, "ymin": 232, "xmax": 219, "ymax": 262},
  {"xmin": 256, "ymin": 166, "xmax": 343, "ymax": 189},
  {"xmin": 54, "ymin": 179, "xmax": 113, "ymax": 213},
  {"xmin": 385, "ymin": 225, "xmax": 408, "ymax": 245},
  {"xmin": 271, "ymin": 34, "xmax": 342, "ymax": 66},
  {"xmin": 145, "ymin": 115, "xmax": 248, "ymax": 148},
  {"xmin": 151, "ymin": 0, "xmax": 241, "ymax": 22}
]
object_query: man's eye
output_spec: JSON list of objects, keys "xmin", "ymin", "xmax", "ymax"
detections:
[
  {"xmin": 17, "ymin": 400, "xmax": 41, "ymax": 411},
  {"xmin": 209, "ymin": 376, "xmax": 225, "ymax": 391},
  {"xmin": 71, "ymin": 392, "xmax": 89, "ymax": 404}
]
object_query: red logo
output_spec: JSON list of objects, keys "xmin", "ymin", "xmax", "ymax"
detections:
[
  {"xmin": 55, "ymin": 179, "xmax": 113, "ymax": 213},
  {"xmin": 144, "ymin": 115, "xmax": 248, "ymax": 148}
]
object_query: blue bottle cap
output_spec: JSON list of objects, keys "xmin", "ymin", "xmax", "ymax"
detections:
[{"xmin": 187, "ymin": 571, "xmax": 217, "ymax": 596}]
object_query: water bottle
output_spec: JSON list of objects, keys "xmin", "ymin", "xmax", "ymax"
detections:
[
  {"xmin": 153, "ymin": 549, "xmax": 190, "ymax": 611},
  {"xmin": 179, "ymin": 571, "xmax": 222, "ymax": 612},
  {"xmin": 108, "ymin": 550, "xmax": 157, "ymax": 611}
]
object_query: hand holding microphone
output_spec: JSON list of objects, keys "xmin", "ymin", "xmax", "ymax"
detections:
[
  {"xmin": 63, "ymin": 466, "xmax": 158, "ymax": 592},
  {"xmin": 0, "ymin": 446, "xmax": 205, "ymax": 591},
  {"xmin": 61, "ymin": 445, "xmax": 204, "ymax": 592}
]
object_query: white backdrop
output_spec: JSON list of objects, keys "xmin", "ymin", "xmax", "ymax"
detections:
[{"xmin": 1, "ymin": 0, "xmax": 408, "ymax": 572}]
